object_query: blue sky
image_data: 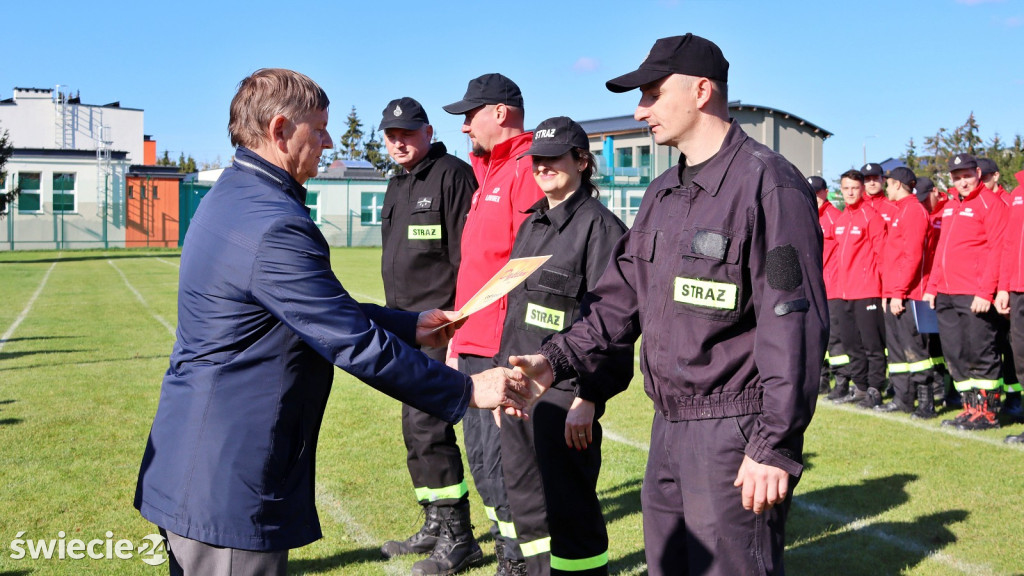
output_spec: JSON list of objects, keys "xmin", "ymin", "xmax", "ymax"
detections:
[{"xmin": 2, "ymin": 0, "xmax": 1021, "ymax": 184}]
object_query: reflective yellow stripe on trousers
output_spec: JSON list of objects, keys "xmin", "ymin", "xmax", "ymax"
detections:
[
  {"xmin": 551, "ymin": 551, "xmax": 609, "ymax": 572},
  {"xmin": 414, "ymin": 480, "xmax": 468, "ymax": 503}
]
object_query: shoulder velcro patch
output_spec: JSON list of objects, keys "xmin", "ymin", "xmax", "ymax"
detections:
[
  {"xmin": 538, "ymin": 269, "xmax": 569, "ymax": 293},
  {"xmin": 766, "ymin": 245, "xmax": 803, "ymax": 291}
]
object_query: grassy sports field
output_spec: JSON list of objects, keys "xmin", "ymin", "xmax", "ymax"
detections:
[{"xmin": 0, "ymin": 248, "xmax": 1022, "ymax": 576}]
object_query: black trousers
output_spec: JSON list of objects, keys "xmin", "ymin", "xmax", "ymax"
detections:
[
  {"xmin": 501, "ymin": 387, "xmax": 609, "ymax": 576},
  {"xmin": 403, "ymin": 346, "xmax": 466, "ymax": 507},
  {"xmin": 884, "ymin": 304, "xmax": 934, "ymax": 408},
  {"xmin": 995, "ymin": 312, "xmax": 1021, "ymax": 392},
  {"xmin": 642, "ymin": 413, "xmax": 792, "ymax": 576},
  {"xmin": 1010, "ymin": 292, "xmax": 1024, "ymax": 387},
  {"xmin": 835, "ymin": 298, "xmax": 887, "ymax": 391},
  {"xmin": 460, "ymin": 354, "xmax": 522, "ymax": 562},
  {"xmin": 824, "ymin": 300, "xmax": 852, "ymax": 385},
  {"xmin": 934, "ymin": 293, "xmax": 1002, "ymax": 391}
]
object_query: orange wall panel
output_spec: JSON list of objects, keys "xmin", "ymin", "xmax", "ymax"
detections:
[{"xmin": 126, "ymin": 176, "xmax": 180, "ymax": 248}]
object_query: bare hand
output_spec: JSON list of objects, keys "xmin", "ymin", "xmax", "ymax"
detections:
[
  {"xmin": 923, "ymin": 293, "xmax": 936, "ymax": 309},
  {"xmin": 889, "ymin": 297, "xmax": 905, "ymax": 316},
  {"xmin": 995, "ymin": 290, "xmax": 1011, "ymax": 315},
  {"xmin": 508, "ymin": 354, "xmax": 555, "ymax": 389},
  {"xmin": 470, "ymin": 367, "xmax": 534, "ymax": 419},
  {"xmin": 564, "ymin": 397, "xmax": 596, "ymax": 450},
  {"xmin": 733, "ymin": 455, "xmax": 790, "ymax": 514},
  {"xmin": 416, "ymin": 309, "xmax": 465, "ymax": 348},
  {"xmin": 970, "ymin": 296, "xmax": 991, "ymax": 315}
]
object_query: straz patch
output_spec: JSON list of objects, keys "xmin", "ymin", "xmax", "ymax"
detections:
[
  {"xmin": 673, "ymin": 277, "xmax": 737, "ymax": 310},
  {"xmin": 525, "ymin": 303, "xmax": 564, "ymax": 331},
  {"xmin": 408, "ymin": 225, "xmax": 441, "ymax": 239}
]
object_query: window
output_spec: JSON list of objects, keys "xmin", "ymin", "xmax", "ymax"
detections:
[
  {"xmin": 127, "ymin": 185, "xmax": 134, "ymax": 199},
  {"xmin": 52, "ymin": 173, "xmax": 76, "ymax": 212},
  {"xmin": 360, "ymin": 192, "xmax": 384, "ymax": 225},
  {"xmin": 616, "ymin": 147, "xmax": 633, "ymax": 169},
  {"xmin": 306, "ymin": 190, "xmax": 321, "ymax": 224},
  {"xmin": 639, "ymin": 146, "xmax": 651, "ymax": 167},
  {"xmin": 18, "ymin": 172, "xmax": 42, "ymax": 212}
]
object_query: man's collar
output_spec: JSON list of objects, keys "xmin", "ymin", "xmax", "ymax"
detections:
[
  {"xmin": 233, "ymin": 147, "xmax": 307, "ymax": 204},
  {"xmin": 658, "ymin": 120, "xmax": 747, "ymax": 198}
]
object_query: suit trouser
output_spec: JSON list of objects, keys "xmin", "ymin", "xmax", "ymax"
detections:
[
  {"xmin": 403, "ymin": 346, "xmax": 467, "ymax": 507},
  {"xmin": 161, "ymin": 529, "xmax": 287, "ymax": 576},
  {"xmin": 835, "ymin": 298, "xmax": 887, "ymax": 391},
  {"xmin": 460, "ymin": 354, "xmax": 523, "ymax": 562},
  {"xmin": 642, "ymin": 413, "xmax": 792, "ymax": 576},
  {"xmin": 884, "ymin": 305, "xmax": 934, "ymax": 409},
  {"xmin": 934, "ymin": 293, "xmax": 1002, "ymax": 391},
  {"xmin": 502, "ymin": 386, "xmax": 609, "ymax": 576}
]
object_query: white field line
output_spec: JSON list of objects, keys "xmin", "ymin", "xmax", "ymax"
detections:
[
  {"xmin": 601, "ymin": 421, "xmax": 996, "ymax": 575},
  {"xmin": 155, "ymin": 257, "xmax": 180, "ymax": 268},
  {"xmin": 0, "ymin": 262, "xmax": 57, "ymax": 353},
  {"xmin": 107, "ymin": 260, "xmax": 176, "ymax": 338},
  {"xmin": 348, "ymin": 291, "xmax": 386, "ymax": 305},
  {"xmin": 314, "ymin": 484, "xmax": 407, "ymax": 576}
]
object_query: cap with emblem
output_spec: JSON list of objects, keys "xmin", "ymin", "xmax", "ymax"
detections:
[
  {"xmin": 885, "ymin": 166, "xmax": 917, "ymax": 188},
  {"xmin": 443, "ymin": 73, "xmax": 524, "ymax": 115},
  {"xmin": 914, "ymin": 177, "xmax": 935, "ymax": 202},
  {"xmin": 378, "ymin": 97, "xmax": 430, "ymax": 131},
  {"xmin": 606, "ymin": 33, "xmax": 729, "ymax": 93},
  {"xmin": 807, "ymin": 176, "xmax": 828, "ymax": 193},
  {"xmin": 517, "ymin": 116, "xmax": 590, "ymax": 159},
  {"xmin": 948, "ymin": 153, "xmax": 978, "ymax": 172},
  {"xmin": 977, "ymin": 157, "xmax": 999, "ymax": 176},
  {"xmin": 860, "ymin": 163, "xmax": 883, "ymax": 177}
]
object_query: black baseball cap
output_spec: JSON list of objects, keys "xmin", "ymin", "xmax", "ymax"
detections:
[
  {"xmin": 860, "ymin": 163, "xmax": 883, "ymax": 177},
  {"xmin": 885, "ymin": 166, "xmax": 917, "ymax": 188},
  {"xmin": 807, "ymin": 176, "xmax": 828, "ymax": 193},
  {"xmin": 517, "ymin": 116, "xmax": 590, "ymax": 160},
  {"xmin": 606, "ymin": 34, "xmax": 729, "ymax": 93},
  {"xmin": 948, "ymin": 153, "xmax": 978, "ymax": 172},
  {"xmin": 379, "ymin": 97, "xmax": 429, "ymax": 131},
  {"xmin": 914, "ymin": 177, "xmax": 935, "ymax": 202},
  {"xmin": 977, "ymin": 157, "xmax": 999, "ymax": 176},
  {"xmin": 443, "ymin": 73, "xmax": 524, "ymax": 114}
]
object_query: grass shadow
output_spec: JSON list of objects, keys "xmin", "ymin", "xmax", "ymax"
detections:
[
  {"xmin": 599, "ymin": 477, "xmax": 643, "ymax": 525},
  {"xmin": 0, "ymin": 349, "xmax": 88, "ymax": 362},
  {"xmin": 0, "ymin": 353, "xmax": 166, "ymax": 373},
  {"xmin": 0, "ymin": 250, "xmax": 181, "ymax": 265},
  {"xmin": 287, "ymin": 546, "xmax": 383, "ymax": 573},
  {"xmin": 0, "ymin": 570, "xmax": 34, "ymax": 576},
  {"xmin": 0, "ymin": 418, "xmax": 23, "ymax": 426},
  {"xmin": 609, "ymin": 548, "xmax": 647, "ymax": 574}
]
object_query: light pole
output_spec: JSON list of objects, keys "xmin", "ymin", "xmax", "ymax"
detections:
[{"xmin": 862, "ymin": 135, "xmax": 877, "ymax": 166}]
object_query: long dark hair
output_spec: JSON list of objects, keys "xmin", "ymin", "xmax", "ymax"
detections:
[{"xmin": 571, "ymin": 148, "xmax": 599, "ymax": 197}]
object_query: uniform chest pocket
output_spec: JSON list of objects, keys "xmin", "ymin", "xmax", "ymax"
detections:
[
  {"xmin": 516, "ymin": 267, "xmax": 583, "ymax": 335},
  {"xmin": 408, "ymin": 197, "xmax": 443, "ymax": 249},
  {"xmin": 672, "ymin": 228, "xmax": 746, "ymax": 322}
]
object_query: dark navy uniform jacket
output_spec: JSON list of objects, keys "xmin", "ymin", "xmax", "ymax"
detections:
[
  {"xmin": 541, "ymin": 121, "xmax": 827, "ymax": 476},
  {"xmin": 496, "ymin": 188, "xmax": 631, "ymax": 403},
  {"xmin": 381, "ymin": 141, "xmax": 475, "ymax": 312},
  {"xmin": 134, "ymin": 147, "xmax": 472, "ymax": 551}
]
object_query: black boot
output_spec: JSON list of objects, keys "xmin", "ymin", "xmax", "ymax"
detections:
[
  {"xmin": 941, "ymin": 390, "xmax": 974, "ymax": 427},
  {"xmin": 957, "ymin": 389, "xmax": 1001, "ymax": 431},
  {"xmin": 412, "ymin": 501, "xmax": 484, "ymax": 576},
  {"xmin": 911, "ymin": 384, "xmax": 937, "ymax": 419},
  {"xmin": 381, "ymin": 504, "xmax": 441, "ymax": 559}
]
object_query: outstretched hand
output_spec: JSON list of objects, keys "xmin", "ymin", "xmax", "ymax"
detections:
[
  {"xmin": 415, "ymin": 309, "xmax": 466, "ymax": 348},
  {"xmin": 470, "ymin": 367, "xmax": 547, "ymax": 420}
]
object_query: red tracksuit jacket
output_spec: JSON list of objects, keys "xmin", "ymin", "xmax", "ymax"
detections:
[
  {"xmin": 819, "ymin": 200, "xmax": 842, "ymax": 299},
  {"xmin": 925, "ymin": 182, "xmax": 1008, "ymax": 301},
  {"xmin": 831, "ymin": 199, "xmax": 886, "ymax": 300},
  {"xmin": 881, "ymin": 195, "xmax": 930, "ymax": 300},
  {"xmin": 998, "ymin": 171, "xmax": 1024, "ymax": 293}
]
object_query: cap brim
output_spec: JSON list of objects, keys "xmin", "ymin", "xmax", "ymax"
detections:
[
  {"xmin": 379, "ymin": 119, "xmax": 427, "ymax": 131},
  {"xmin": 606, "ymin": 67, "xmax": 672, "ymax": 93},
  {"xmin": 517, "ymin": 142, "xmax": 575, "ymax": 160},
  {"xmin": 442, "ymin": 99, "xmax": 485, "ymax": 115}
]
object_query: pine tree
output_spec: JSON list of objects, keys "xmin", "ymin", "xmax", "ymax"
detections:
[
  {"xmin": 902, "ymin": 138, "xmax": 920, "ymax": 174},
  {"xmin": 338, "ymin": 106, "xmax": 364, "ymax": 160},
  {"xmin": 0, "ymin": 126, "xmax": 20, "ymax": 218},
  {"xmin": 362, "ymin": 125, "xmax": 399, "ymax": 177}
]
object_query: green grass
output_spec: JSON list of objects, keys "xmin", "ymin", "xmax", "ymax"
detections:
[{"xmin": 0, "ymin": 248, "xmax": 1022, "ymax": 575}]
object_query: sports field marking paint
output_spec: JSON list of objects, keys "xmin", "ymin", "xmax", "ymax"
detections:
[
  {"xmin": 155, "ymin": 258, "xmax": 180, "ymax": 269},
  {"xmin": 0, "ymin": 262, "xmax": 56, "ymax": 353},
  {"xmin": 818, "ymin": 401, "xmax": 1018, "ymax": 449},
  {"xmin": 601, "ymin": 423, "xmax": 998, "ymax": 575},
  {"xmin": 107, "ymin": 260, "xmax": 175, "ymax": 338},
  {"xmin": 347, "ymin": 291, "xmax": 386, "ymax": 305},
  {"xmin": 314, "ymin": 484, "xmax": 407, "ymax": 576}
]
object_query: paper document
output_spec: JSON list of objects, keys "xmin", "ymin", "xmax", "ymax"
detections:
[{"xmin": 431, "ymin": 255, "xmax": 551, "ymax": 332}]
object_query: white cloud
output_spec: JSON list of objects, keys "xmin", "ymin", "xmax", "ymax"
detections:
[{"xmin": 573, "ymin": 57, "xmax": 600, "ymax": 73}]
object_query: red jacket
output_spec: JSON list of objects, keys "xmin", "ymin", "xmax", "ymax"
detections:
[
  {"xmin": 865, "ymin": 193, "xmax": 894, "ymax": 226},
  {"xmin": 451, "ymin": 132, "xmax": 543, "ymax": 357},
  {"xmin": 998, "ymin": 171, "xmax": 1024, "ymax": 293},
  {"xmin": 830, "ymin": 200, "xmax": 886, "ymax": 299},
  {"xmin": 925, "ymin": 182, "xmax": 1008, "ymax": 300},
  {"xmin": 922, "ymin": 196, "xmax": 947, "ymax": 285},
  {"xmin": 881, "ymin": 195, "xmax": 930, "ymax": 300},
  {"xmin": 819, "ymin": 200, "xmax": 842, "ymax": 299}
]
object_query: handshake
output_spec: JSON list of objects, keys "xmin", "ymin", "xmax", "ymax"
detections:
[{"xmin": 416, "ymin": 309, "xmax": 556, "ymax": 419}]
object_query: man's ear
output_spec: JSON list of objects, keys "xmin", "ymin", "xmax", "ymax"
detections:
[
  {"xmin": 493, "ymin": 103, "xmax": 508, "ymax": 126},
  {"xmin": 268, "ymin": 114, "xmax": 292, "ymax": 151},
  {"xmin": 694, "ymin": 77, "xmax": 713, "ymax": 109}
]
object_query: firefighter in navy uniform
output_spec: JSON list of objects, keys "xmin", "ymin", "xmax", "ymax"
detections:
[
  {"xmin": 511, "ymin": 35, "xmax": 827, "ymax": 576},
  {"xmin": 376, "ymin": 97, "xmax": 483, "ymax": 574},
  {"xmin": 496, "ymin": 117, "xmax": 631, "ymax": 576}
]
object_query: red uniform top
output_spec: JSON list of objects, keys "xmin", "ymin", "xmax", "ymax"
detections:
[
  {"xmin": 830, "ymin": 199, "xmax": 886, "ymax": 299},
  {"xmin": 922, "ymin": 195, "xmax": 948, "ymax": 283},
  {"xmin": 450, "ymin": 132, "xmax": 543, "ymax": 357},
  {"xmin": 819, "ymin": 200, "xmax": 842, "ymax": 299},
  {"xmin": 881, "ymin": 195, "xmax": 930, "ymax": 300},
  {"xmin": 998, "ymin": 171, "xmax": 1024, "ymax": 293},
  {"xmin": 925, "ymin": 182, "xmax": 1008, "ymax": 301},
  {"xmin": 865, "ymin": 193, "xmax": 894, "ymax": 226}
]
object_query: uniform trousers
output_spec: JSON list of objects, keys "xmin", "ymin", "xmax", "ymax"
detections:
[
  {"xmin": 1010, "ymin": 293, "xmax": 1024, "ymax": 385},
  {"xmin": 460, "ymin": 354, "xmax": 523, "ymax": 562},
  {"xmin": 824, "ymin": 300, "xmax": 852, "ymax": 386},
  {"xmin": 501, "ymin": 386, "xmax": 608, "ymax": 576},
  {"xmin": 883, "ymin": 304, "xmax": 933, "ymax": 409},
  {"xmin": 934, "ymin": 293, "xmax": 1002, "ymax": 391},
  {"xmin": 835, "ymin": 298, "xmax": 887, "ymax": 391},
  {"xmin": 642, "ymin": 412, "xmax": 792, "ymax": 576},
  {"xmin": 995, "ymin": 314, "xmax": 1021, "ymax": 392},
  {"xmin": 403, "ymin": 346, "xmax": 467, "ymax": 507},
  {"xmin": 161, "ymin": 529, "xmax": 287, "ymax": 576}
]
